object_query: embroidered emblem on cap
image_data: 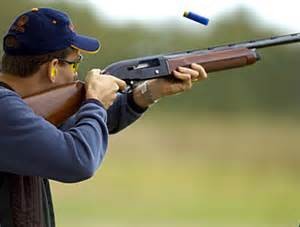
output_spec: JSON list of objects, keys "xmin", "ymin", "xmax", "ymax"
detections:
[
  {"xmin": 11, "ymin": 15, "xmax": 28, "ymax": 33},
  {"xmin": 4, "ymin": 35, "xmax": 19, "ymax": 48}
]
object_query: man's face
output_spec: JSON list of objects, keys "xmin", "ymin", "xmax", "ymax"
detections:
[{"xmin": 55, "ymin": 50, "xmax": 81, "ymax": 84}]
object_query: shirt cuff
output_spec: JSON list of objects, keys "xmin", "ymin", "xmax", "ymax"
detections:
[
  {"xmin": 127, "ymin": 92, "xmax": 148, "ymax": 113},
  {"xmin": 81, "ymin": 99, "xmax": 105, "ymax": 109}
]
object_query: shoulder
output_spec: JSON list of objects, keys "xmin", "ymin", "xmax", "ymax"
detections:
[
  {"xmin": 0, "ymin": 86, "xmax": 25, "ymax": 106},
  {"xmin": 0, "ymin": 87, "xmax": 37, "ymax": 124}
]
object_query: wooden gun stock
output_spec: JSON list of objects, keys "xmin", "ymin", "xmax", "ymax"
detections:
[{"xmin": 23, "ymin": 81, "xmax": 85, "ymax": 126}]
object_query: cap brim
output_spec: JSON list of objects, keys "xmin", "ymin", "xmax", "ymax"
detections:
[{"xmin": 71, "ymin": 34, "xmax": 100, "ymax": 54}]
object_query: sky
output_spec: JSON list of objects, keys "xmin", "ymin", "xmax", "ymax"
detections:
[{"xmin": 86, "ymin": 0, "xmax": 300, "ymax": 32}]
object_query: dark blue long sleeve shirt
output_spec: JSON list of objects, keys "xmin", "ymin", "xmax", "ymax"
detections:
[{"xmin": 0, "ymin": 85, "xmax": 144, "ymax": 183}]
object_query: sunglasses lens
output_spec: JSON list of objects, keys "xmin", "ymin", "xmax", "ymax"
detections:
[
  {"xmin": 71, "ymin": 63, "xmax": 79, "ymax": 73},
  {"xmin": 74, "ymin": 63, "xmax": 79, "ymax": 72},
  {"xmin": 58, "ymin": 55, "xmax": 82, "ymax": 73}
]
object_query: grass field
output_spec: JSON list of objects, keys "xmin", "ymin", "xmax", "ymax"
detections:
[{"xmin": 51, "ymin": 114, "xmax": 300, "ymax": 227}]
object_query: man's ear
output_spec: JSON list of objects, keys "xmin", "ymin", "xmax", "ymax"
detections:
[{"xmin": 47, "ymin": 59, "xmax": 59, "ymax": 83}]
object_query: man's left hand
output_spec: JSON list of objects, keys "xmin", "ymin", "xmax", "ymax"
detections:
[{"xmin": 133, "ymin": 63, "xmax": 207, "ymax": 108}]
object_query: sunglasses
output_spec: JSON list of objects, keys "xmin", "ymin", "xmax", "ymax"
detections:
[{"xmin": 58, "ymin": 54, "xmax": 83, "ymax": 73}]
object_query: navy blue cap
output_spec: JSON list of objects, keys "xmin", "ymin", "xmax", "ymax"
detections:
[{"xmin": 3, "ymin": 8, "xmax": 100, "ymax": 55}]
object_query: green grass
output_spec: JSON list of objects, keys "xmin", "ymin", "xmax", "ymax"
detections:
[{"xmin": 51, "ymin": 114, "xmax": 300, "ymax": 227}]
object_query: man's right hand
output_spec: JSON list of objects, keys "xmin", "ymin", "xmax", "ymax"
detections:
[{"xmin": 84, "ymin": 69, "xmax": 127, "ymax": 109}]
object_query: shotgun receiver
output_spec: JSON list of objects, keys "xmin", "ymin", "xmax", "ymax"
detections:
[{"xmin": 24, "ymin": 33, "xmax": 300, "ymax": 126}]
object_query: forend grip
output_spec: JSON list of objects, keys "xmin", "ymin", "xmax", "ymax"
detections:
[{"xmin": 166, "ymin": 48, "xmax": 259, "ymax": 73}]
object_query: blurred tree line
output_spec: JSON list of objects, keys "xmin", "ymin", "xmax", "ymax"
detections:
[{"xmin": 1, "ymin": 0, "xmax": 300, "ymax": 116}]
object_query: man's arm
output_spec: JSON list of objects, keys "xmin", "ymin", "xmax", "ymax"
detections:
[
  {"xmin": 105, "ymin": 92, "xmax": 146, "ymax": 134},
  {"xmin": 132, "ymin": 63, "xmax": 207, "ymax": 108},
  {"xmin": 0, "ymin": 89, "xmax": 108, "ymax": 183},
  {"xmin": 106, "ymin": 64, "xmax": 207, "ymax": 134},
  {"xmin": 105, "ymin": 64, "xmax": 207, "ymax": 134}
]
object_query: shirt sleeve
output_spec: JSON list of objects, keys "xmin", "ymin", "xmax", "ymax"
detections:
[
  {"xmin": 106, "ymin": 92, "xmax": 147, "ymax": 134},
  {"xmin": 61, "ymin": 92, "xmax": 147, "ymax": 134},
  {"xmin": 0, "ymin": 89, "xmax": 108, "ymax": 183}
]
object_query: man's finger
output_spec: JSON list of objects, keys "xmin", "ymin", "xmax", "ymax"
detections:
[
  {"xmin": 113, "ymin": 77, "xmax": 127, "ymax": 91},
  {"xmin": 173, "ymin": 70, "xmax": 191, "ymax": 81},
  {"xmin": 191, "ymin": 63, "xmax": 207, "ymax": 80},
  {"xmin": 85, "ymin": 68, "xmax": 101, "ymax": 82},
  {"xmin": 113, "ymin": 83, "xmax": 119, "ymax": 92},
  {"xmin": 93, "ymin": 68, "xmax": 102, "ymax": 73},
  {"xmin": 178, "ymin": 66, "xmax": 199, "ymax": 78}
]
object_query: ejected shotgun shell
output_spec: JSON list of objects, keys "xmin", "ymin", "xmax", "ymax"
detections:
[{"xmin": 183, "ymin": 11, "xmax": 209, "ymax": 26}]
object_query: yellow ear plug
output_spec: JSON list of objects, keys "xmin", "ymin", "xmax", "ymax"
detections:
[{"xmin": 51, "ymin": 67, "xmax": 56, "ymax": 79}]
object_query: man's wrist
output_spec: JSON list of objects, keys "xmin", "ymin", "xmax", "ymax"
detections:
[
  {"xmin": 127, "ymin": 91, "xmax": 148, "ymax": 113},
  {"xmin": 140, "ymin": 81, "xmax": 160, "ymax": 105},
  {"xmin": 133, "ymin": 81, "xmax": 160, "ymax": 109},
  {"xmin": 82, "ymin": 98, "xmax": 105, "ymax": 109}
]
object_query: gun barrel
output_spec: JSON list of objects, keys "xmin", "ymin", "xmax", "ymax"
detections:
[
  {"xmin": 104, "ymin": 32, "xmax": 300, "ymax": 83},
  {"xmin": 209, "ymin": 33, "xmax": 300, "ymax": 50}
]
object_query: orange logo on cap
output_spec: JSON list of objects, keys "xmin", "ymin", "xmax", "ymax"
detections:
[{"xmin": 11, "ymin": 15, "xmax": 28, "ymax": 33}]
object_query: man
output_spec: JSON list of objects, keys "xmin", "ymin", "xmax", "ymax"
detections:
[{"xmin": 0, "ymin": 8, "xmax": 207, "ymax": 227}]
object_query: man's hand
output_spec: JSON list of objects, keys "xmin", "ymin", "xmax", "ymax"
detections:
[
  {"xmin": 85, "ymin": 69, "xmax": 126, "ymax": 109},
  {"xmin": 133, "ymin": 63, "xmax": 207, "ymax": 108}
]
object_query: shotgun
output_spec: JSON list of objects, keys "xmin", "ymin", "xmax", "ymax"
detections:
[{"xmin": 24, "ymin": 33, "xmax": 300, "ymax": 126}]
